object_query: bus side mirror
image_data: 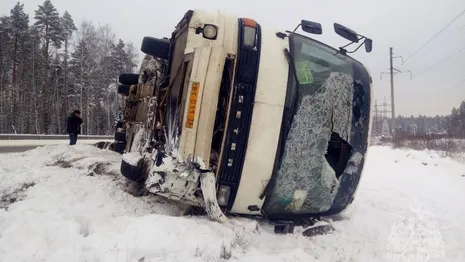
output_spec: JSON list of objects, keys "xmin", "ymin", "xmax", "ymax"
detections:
[
  {"xmin": 365, "ymin": 38, "xmax": 373, "ymax": 53},
  {"xmin": 334, "ymin": 23, "xmax": 359, "ymax": 43},
  {"xmin": 301, "ymin": 20, "xmax": 322, "ymax": 35}
]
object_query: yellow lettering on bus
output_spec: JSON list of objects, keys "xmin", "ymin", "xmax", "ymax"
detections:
[{"xmin": 186, "ymin": 82, "xmax": 200, "ymax": 129}]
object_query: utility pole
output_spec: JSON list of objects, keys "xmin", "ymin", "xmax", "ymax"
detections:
[
  {"xmin": 374, "ymin": 100, "xmax": 378, "ymax": 132},
  {"xmin": 380, "ymin": 97, "xmax": 391, "ymax": 121},
  {"xmin": 380, "ymin": 48, "xmax": 412, "ymax": 140},
  {"xmin": 390, "ymin": 47, "xmax": 396, "ymax": 138},
  {"xmin": 373, "ymin": 100, "xmax": 381, "ymax": 136}
]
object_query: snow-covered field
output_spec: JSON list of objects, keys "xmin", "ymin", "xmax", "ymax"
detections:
[{"xmin": 0, "ymin": 145, "xmax": 464, "ymax": 262}]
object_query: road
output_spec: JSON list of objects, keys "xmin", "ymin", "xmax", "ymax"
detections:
[
  {"xmin": 0, "ymin": 139, "xmax": 112, "ymax": 154},
  {"xmin": 0, "ymin": 146, "xmax": 40, "ymax": 154}
]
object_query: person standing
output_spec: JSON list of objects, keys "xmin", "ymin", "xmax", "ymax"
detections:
[{"xmin": 66, "ymin": 110, "xmax": 83, "ymax": 145}]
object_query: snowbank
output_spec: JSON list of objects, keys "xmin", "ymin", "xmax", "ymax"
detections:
[{"xmin": 0, "ymin": 145, "xmax": 464, "ymax": 261}]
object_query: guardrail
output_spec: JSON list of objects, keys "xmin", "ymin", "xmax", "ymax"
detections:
[{"xmin": 0, "ymin": 134, "xmax": 113, "ymax": 140}]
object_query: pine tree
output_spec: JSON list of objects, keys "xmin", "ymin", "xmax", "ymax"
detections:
[
  {"xmin": 449, "ymin": 108, "xmax": 460, "ymax": 137},
  {"xmin": 0, "ymin": 16, "xmax": 12, "ymax": 132},
  {"xmin": 27, "ymin": 25, "xmax": 43, "ymax": 133},
  {"xmin": 34, "ymin": 0, "xmax": 64, "ymax": 133},
  {"xmin": 70, "ymin": 33, "xmax": 93, "ymax": 134},
  {"xmin": 111, "ymin": 39, "xmax": 137, "ymax": 73},
  {"xmin": 10, "ymin": 2, "xmax": 30, "ymax": 133},
  {"xmin": 109, "ymin": 39, "xmax": 136, "ymax": 133},
  {"xmin": 61, "ymin": 11, "xmax": 76, "ymax": 116}
]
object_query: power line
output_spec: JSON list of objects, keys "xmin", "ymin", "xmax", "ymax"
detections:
[
  {"xmin": 412, "ymin": 46, "xmax": 465, "ymax": 78},
  {"xmin": 451, "ymin": 77, "xmax": 465, "ymax": 88},
  {"xmin": 433, "ymin": 22, "xmax": 465, "ymax": 47},
  {"xmin": 403, "ymin": 8, "xmax": 465, "ymax": 65},
  {"xmin": 445, "ymin": 22, "xmax": 465, "ymax": 39},
  {"xmin": 425, "ymin": 76, "xmax": 465, "ymax": 97}
]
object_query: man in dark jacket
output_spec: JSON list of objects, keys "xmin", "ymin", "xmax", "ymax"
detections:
[{"xmin": 66, "ymin": 110, "xmax": 83, "ymax": 145}]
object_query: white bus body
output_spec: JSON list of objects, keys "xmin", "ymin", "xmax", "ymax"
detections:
[{"xmin": 117, "ymin": 10, "xmax": 373, "ymax": 224}]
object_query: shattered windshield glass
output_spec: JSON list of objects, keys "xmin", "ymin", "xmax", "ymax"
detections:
[{"xmin": 264, "ymin": 34, "xmax": 363, "ymax": 216}]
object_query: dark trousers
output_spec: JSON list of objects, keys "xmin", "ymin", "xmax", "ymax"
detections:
[{"xmin": 69, "ymin": 133, "xmax": 78, "ymax": 145}]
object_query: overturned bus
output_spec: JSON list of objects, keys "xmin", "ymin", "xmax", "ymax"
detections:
[{"xmin": 115, "ymin": 9, "xmax": 373, "ymax": 230}]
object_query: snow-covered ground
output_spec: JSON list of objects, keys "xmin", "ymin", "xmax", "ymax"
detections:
[{"xmin": 0, "ymin": 145, "xmax": 464, "ymax": 262}]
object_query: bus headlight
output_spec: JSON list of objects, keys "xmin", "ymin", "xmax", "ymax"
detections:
[
  {"xmin": 241, "ymin": 18, "xmax": 258, "ymax": 48},
  {"xmin": 202, "ymin": 24, "xmax": 218, "ymax": 40},
  {"xmin": 217, "ymin": 185, "xmax": 231, "ymax": 206},
  {"xmin": 243, "ymin": 26, "xmax": 256, "ymax": 47}
]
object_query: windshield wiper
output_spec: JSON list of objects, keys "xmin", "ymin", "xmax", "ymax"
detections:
[{"xmin": 284, "ymin": 48, "xmax": 299, "ymax": 85}]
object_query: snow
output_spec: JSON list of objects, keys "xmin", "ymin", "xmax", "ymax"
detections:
[
  {"xmin": 1, "ymin": 145, "xmax": 465, "ymax": 261},
  {"xmin": 122, "ymin": 151, "xmax": 143, "ymax": 166}
]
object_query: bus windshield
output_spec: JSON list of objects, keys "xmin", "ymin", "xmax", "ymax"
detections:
[{"xmin": 263, "ymin": 33, "xmax": 370, "ymax": 217}]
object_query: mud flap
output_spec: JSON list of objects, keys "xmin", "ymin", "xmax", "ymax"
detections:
[{"xmin": 200, "ymin": 172, "xmax": 229, "ymax": 223}]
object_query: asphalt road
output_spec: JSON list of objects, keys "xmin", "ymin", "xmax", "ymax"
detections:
[
  {"xmin": 0, "ymin": 139, "xmax": 111, "ymax": 154},
  {"xmin": 0, "ymin": 145, "xmax": 40, "ymax": 154}
]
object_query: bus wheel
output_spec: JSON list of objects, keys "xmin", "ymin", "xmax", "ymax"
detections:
[
  {"xmin": 114, "ymin": 131, "xmax": 126, "ymax": 143},
  {"xmin": 113, "ymin": 142, "xmax": 126, "ymax": 154},
  {"xmin": 141, "ymin": 37, "xmax": 170, "ymax": 60},
  {"xmin": 119, "ymin": 73, "xmax": 139, "ymax": 85},
  {"xmin": 117, "ymin": 84, "xmax": 130, "ymax": 96},
  {"xmin": 120, "ymin": 157, "xmax": 147, "ymax": 183}
]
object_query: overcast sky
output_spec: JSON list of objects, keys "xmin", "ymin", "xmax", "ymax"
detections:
[{"xmin": 2, "ymin": 0, "xmax": 465, "ymax": 116}]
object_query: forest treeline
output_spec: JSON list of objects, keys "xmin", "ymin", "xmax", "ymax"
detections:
[{"xmin": 0, "ymin": 0, "xmax": 137, "ymax": 135}]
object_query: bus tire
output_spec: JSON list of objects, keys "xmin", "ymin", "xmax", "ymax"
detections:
[
  {"xmin": 141, "ymin": 37, "xmax": 170, "ymax": 60},
  {"xmin": 117, "ymin": 84, "xmax": 130, "ymax": 96},
  {"xmin": 115, "ymin": 120, "xmax": 124, "ymax": 129},
  {"xmin": 119, "ymin": 73, "xmax": 139, "ymax": 85},
  {"xmin": 113, "ymin": 142, "xmax": 126, "ymax": 153},
  {"xmin": 120, "ymin": 158, "xmax": 147, "ymax": 182},
  {"xmin": 114, "ymin": 131, "xmax": 126, "ymax": 142}
]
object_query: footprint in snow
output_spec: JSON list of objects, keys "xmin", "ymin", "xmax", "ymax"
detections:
[{"xmin": 386, "ymin": 198, "xmax": 445, "ymax": 262}]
